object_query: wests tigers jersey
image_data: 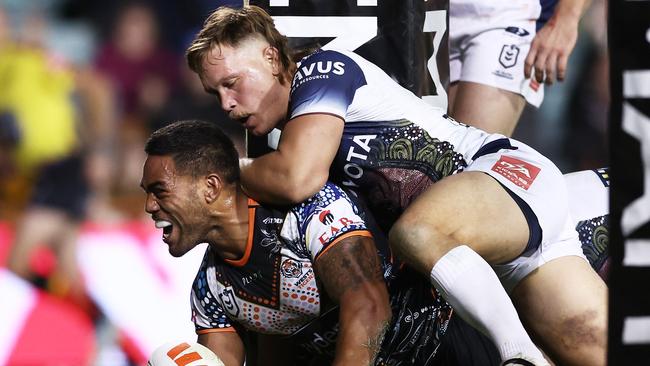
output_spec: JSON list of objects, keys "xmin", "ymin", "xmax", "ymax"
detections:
[
  {"xmin": 191, "ymin": 183, "xmax": 372, "ymax": 336},
  {"xmin": 190, "ymin": 183, "xmax": 453, "ymax": 365}
]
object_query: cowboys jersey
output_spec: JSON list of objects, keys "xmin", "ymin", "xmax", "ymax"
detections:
[
  {"xmin": 289, "ymin": 48, "xmax": 564, "ymax": 233},
  {"xmin": 288, "ymin": 48, "xmax": 593, "ymax": 291}
]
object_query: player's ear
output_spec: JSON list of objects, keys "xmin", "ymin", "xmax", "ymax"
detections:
[
  {"xmin": 263, "ymin": 46, "xmax": 281, "ymax": 76},
  {"xmin": 204, "ymin": 173, "xmax": 223, "ymax": 203}
]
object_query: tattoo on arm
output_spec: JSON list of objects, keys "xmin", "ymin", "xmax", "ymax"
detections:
[
  {"xmin": 316, "ymin": 236, "xmax": 384, "ymax": 300},
  {"xmin": 316, "ymin": 236, "xmax": 390, "ymax": 364}
]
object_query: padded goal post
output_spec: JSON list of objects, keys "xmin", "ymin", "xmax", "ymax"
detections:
[{"xmin": 608, "ymin": 0, "xmax": 650, "ymax": 362}]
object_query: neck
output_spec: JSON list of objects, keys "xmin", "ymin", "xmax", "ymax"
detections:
[
  {"xmin": 278, "ymin": 82, "xmax": 292, "ymax": 129},
  {"xmin": 206, "ymin": 185, "xmax": 251, "ymax": 261}
]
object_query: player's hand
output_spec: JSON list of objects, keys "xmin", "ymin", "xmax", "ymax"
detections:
[{"xmin": 524, "ymin": 18, "xmax": 579, "ymax": 85}]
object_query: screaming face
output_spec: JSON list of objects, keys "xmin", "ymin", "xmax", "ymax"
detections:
[{"xmin": 141, "ymin": 155, "xmax": 208, "ymax": 257}]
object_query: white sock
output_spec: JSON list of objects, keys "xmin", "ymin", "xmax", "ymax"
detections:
[{"xmin": 429, "ymin": 245, "xmax": 545, "ymax": 362}]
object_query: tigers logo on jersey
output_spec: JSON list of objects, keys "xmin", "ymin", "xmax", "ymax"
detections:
[
  {"xmin": 281, "ymin": 259, "xmax": 303, "ymax": 278},
  {"xmin": 491, "ymin": 156, "xmax": 540, "ymax": 190}
]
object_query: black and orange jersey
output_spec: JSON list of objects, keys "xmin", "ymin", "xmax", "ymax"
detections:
[
  {"xmin": 190, "ymin": 183, "xmax": 452, "ymax": 364},
  {"xmin": 191, "ymin": 183, "xmax": 374, "ymax": 336}
]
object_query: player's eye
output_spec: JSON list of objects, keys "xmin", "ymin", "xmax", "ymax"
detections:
[
  {"xmin": 224, "ymin": 78, "xmax": 237, "ymax": 88},
  {"xmin": 152, "ymin": 188, "xmax": 167, "ymax": 199}
]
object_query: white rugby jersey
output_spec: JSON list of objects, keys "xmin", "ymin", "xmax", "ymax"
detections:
[
  {"xmin": 290, "ymin": 48, "xmax": 497, "ymax": 161},
  {"xmin": 289, "ymin": 48, "xmax": 517, "ymax": 230}
]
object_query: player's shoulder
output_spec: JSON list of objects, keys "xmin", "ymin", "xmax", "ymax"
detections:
[
  {"xmin": 295, "ymin": 48, "xmax": 365, "ymax": 77},
  {"xmin": 290, "ymin": 183, "xmax": 358, "ymax": 222},
  {"xmin": 191, "ymin": 246, "xmax": 215, "ymax": 292},
  {"xmin": 299, "ymin": 48, "xmax": 357, "ymax": 64}
]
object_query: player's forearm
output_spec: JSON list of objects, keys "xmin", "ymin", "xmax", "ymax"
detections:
[
  {"xmin": 333, "ymin": 303, "xmax": 391, "ymax": 366},
  {"xmin": 550, "ymin": 0, "xmax": 591, "ymax": 25},
  {"xmin": 198, "ymin": 332, "xmax": 245, "ymax": 366},
  {"xmin": 240, "ymin": 153, "xmax": 326, "ymax": 205},
  {"xmin": 316, "ymin": 237, "xmax": 392, "ymax": 365}
]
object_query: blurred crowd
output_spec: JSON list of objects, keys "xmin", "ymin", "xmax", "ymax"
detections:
[
  {"xmin": 0, "ymin": 0, "xmax": 608, "ymax": 364},
  {"xmin": 0, "ymin": 0, "xmax": 245, "ymax": 222},
  {"xmin": 0, "ymin": 0, "xmax": 246, "ymax": 294}
]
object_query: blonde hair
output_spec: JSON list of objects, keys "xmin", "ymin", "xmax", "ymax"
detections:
[{"xmin": 186, "ymin": 5, "xmax": 295, "ymax": 84}]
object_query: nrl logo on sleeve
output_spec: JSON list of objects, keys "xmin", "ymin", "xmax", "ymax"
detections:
[{"xmin": 218, "ymin": 287, "xmax": 240, "ymax": 317}]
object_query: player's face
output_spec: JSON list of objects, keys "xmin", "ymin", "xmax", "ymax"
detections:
[
  {"xmin": 141, "ymin": 155, "xmax": 210, "ymax": 257},
  {"xmin": 199, "ymin": 38, "xmax": 289, "ymax": 136}
]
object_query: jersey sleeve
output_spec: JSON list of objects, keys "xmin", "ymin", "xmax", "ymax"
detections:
[
  {"xmin": 289, "ymin": 49, "xmax": 367, "ymax": 120},
  {"xmin": 287, "ymin": 183, "xmax": 372, "ymax": 261},
  {"xmin": 190, "ymin": 249, "xmax": 236, "ymax": 334}
]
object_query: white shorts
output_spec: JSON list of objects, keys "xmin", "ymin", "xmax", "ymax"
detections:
[
  {"xmin": 449, "ymin": 14, "xmax": 544, "ymax": 107},
  {"xmin": 465, "ymin": 137, "xmax": 587, "ymax": 291},
  {"xmin": 564, "ymin": 168, "xmax": 609, "ymax": 223},
  {"xmin": 492, "ymin": 222, "xmax": 587, "ymax": 293}
]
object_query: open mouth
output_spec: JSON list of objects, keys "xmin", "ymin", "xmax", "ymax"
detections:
[
  {"xmin": 237, "ymin": 115, "xmax": 250, "ymax": 127},
  {"xmin": 155, "ymin": 220, "xmax": 173, "ymax": 240}
]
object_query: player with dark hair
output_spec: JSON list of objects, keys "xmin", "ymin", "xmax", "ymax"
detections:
[{"xmin": 141, "ymin": 119, "xmax": 500, "ymax": 365}]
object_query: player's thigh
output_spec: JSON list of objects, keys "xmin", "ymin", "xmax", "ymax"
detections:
[
  {"xmin": 450, "ymin": 81, "xmax": 525, "ymax": 136},
  {"xmin": 512, "ymin": 256, "xmax": 607, "ymax": 364},
  {"xmin": 393, "ymin": 171, "xmax": 529, "ymax": 264}
]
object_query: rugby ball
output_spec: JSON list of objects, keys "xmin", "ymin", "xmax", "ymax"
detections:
[{"xmin": 148, "ymin": 341, "xmax": 226, "ymax": 366}]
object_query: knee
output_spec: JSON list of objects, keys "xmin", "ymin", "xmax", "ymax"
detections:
[
  {"xmin": 390, "ymin": 217, "xmax": 427, "ymax": 251},
  {"xmin": 389, "ymin": 218, "xmax": 448, "ymax": 273}
]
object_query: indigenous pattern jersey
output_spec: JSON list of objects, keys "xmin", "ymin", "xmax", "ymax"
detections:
[
  {"xmin": 573, "ymin": 168, "xmax": 610, "ymax": 279},
  {"xmin": 290, "ymin": 49, "xmax": 504, "ymax": 230},
  {"xmin": 190, "ymin": 183, "xmax": 452, "ymax": 365}
]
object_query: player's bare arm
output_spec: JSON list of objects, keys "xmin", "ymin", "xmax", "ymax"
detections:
[
  {"xmin": 524, "ymin": 0, "xmax": 591, "ymax": 84},
  {"xmin": 314, "ymin": 235, "xmax": 392, "ymax": 366},
  {"xmin": 240, "ymin": 113, "xmax": 344, "ymax": 204},
  {"xmin": 198, "ymin": 331, "xmax": 246, "ymax": 366}
]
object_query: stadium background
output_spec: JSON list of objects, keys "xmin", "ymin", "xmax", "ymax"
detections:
[{"xmin": 0, "ymin": 0, "xmax": 634, "ymax": 364}]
